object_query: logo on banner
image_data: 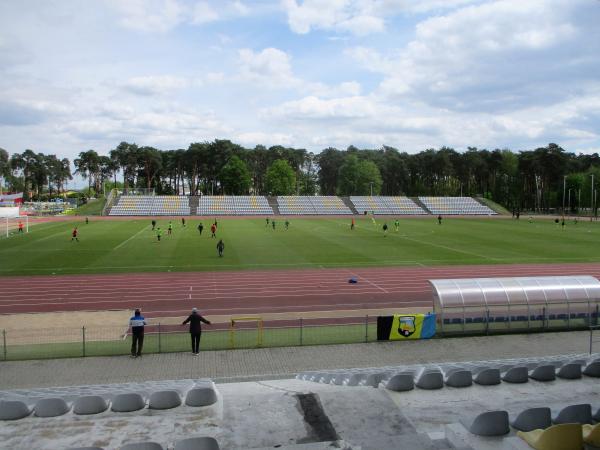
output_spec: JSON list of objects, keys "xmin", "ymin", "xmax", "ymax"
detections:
[{"xmin": 398, "ymin": 316, "xmax": 416, "ymax": 337}]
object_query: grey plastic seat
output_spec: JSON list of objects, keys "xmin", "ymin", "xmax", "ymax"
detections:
[
  {"xmin": 331, "ymin": 374, "xmax": 346, "ymax": 385},
  {"xmin": 556, "ymin": 363, "xmax": 582, "ymax": 380},
  {"xmin": 510, "ymin": 407, "xmax": 551, "ymax": 432},
  {"xmin": 461, "ymin": 410, "xmax": 510, "ymax": 436},
  {"xmin": 416, "ymin": 370, "xmax": 443, "ymax": 390},
  {"xmin": 362, "ymin": 372, "xmax": 385, "ymax": 387},
  {"xmin": 552, "ymin": 403, "xmax": 592, "ymax": 424},
  {"xmin": 384, "ymin": 374, "xmax": 414, "ymax": 392},
  {"xmin": 529, "ymin": 365, "xmax": 556, "ymax": 382},
  {"xmin": 445, "ymin": 370, "xmax": 473, "ymax": 388},
  {"xmin": 111, "ymin": 393, "xmax": 146, "ymax": 412},
  {"xmin": 69, "ymin": 447, "xmax": 104, "ymax": 450},
  {"xmin": 0, "ymin": 400, "xmax": 31, "ymax": 420},
  {"xmin": 474, "ymin": 368, "xmax": 501, "ymax": 385},
  {"xmin": 583, "ymin": 361, "xmax": 600, "ymax": 377},
  {"xmin": 174, "ymin": 436, "xmax": 220, "ymax": 450},
  {"xmin": 34, "ymin": 398, "xmax": 70, "ymax": 417},
  {"xmin": 73, "ymin": 396, "xmax": 109, "ymax": 415},
  {"xmin": 148, "ymin": 390, "xmax": 182, "ymax": 410},
  {"xmin": 342, "ymin": 373, "xmax": 365, "ymax": 386},
  {"xmin": 502, "ymin": 366, "xmax": 528, "ymax": 383},
  {"xmin": 120, "ymin": 442, "xmax": 164, "ymax": 450},
  {"xmin": 185, "ymin": 387, "xmax": 218, "ymax": 407}
]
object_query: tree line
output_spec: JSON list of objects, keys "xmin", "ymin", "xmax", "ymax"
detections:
[{"xmin": 2, "ymin": 141, "xmax": 600, "ymax": 213}]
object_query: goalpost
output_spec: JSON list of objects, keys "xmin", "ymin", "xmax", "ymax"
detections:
[
  {"xmin": 229, "ymin": 317, "xmax": 264, "ymax": 349},
  {"xmin": 1, "ymin": 208, "xmax": 29, "ymax": 238}
]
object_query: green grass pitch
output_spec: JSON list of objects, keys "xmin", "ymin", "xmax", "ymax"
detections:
[{"xmin": 0, "ymin": 216, "xmax": 599, "ymax": 276}]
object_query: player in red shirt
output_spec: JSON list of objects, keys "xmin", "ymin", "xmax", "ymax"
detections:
[
  {"xmin": 71, "ymin": 227, "xmax": 79, "ymax": 242},
  {"xmin": 210, "ymin": 223, "xmax": 216, "ymax": 238},
  {"xmin": 18, "ymin": 221, "xmax": 24, "ymax": 233}
]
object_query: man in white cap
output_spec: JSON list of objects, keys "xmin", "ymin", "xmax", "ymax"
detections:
[{"xmin": 181, "ymin": 308, "xmax": 212, "ymax": 355}]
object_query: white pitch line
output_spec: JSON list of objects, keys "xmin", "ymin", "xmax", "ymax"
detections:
[{"xmin": 114, "ymin": 225, "xmax": 150, "ymax": 250}]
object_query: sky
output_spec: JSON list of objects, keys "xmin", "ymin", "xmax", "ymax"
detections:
[{"xmin": 1, "ymin": 0, "xmax": 600, "ymax": 163}]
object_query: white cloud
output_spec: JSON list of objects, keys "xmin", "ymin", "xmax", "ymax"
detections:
[
  {"xmin": 191, "ymin": 2, "xmax": 219, "ymax": 24},
  {"xmin": 264, "ymin": 95, "xmax": 376, "ymax": 119},
  {"xmin": 122, "ymin": 75, "xmax": 190, "ymax": 96},
  {"xmin": 108, "ymin": 0, "xmax": 186, "ymax": 33},
  {"xmin": 281, "ymin": 0, "xmax": 482, "ymax": 36},
  {"xmin": 237, "ymin": 47, "xmax": 301, "ymax": 87}
]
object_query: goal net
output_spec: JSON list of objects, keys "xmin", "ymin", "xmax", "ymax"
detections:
[
  {"xmin": 1, "ymin": 209, "xmax": 29, "ymax": 238},
  {"xmin": 229, "ymin": 317, "xmax": 264, "ymax": 348}
]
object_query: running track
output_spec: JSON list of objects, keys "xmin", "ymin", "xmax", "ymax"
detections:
[{"xmin": 2, "ymin": 263, "xmax": 600, "ymax": 319}]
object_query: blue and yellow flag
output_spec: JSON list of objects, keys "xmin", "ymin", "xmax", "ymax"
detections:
[{"xmin": 377, "ymin": 313, "xmax": 436, "ymax": 340}]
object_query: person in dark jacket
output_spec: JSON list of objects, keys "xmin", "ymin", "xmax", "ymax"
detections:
[
  {"xmin": 124, "ymin": 308, "xmax": 147, "ymax": 358},
  {"xmin": 217, "ymin": 239, "xmax": 224, "ymax": 257},
  {"xmin": 182, "ymin": 308, "xmax": 211, "ymax": 355}
]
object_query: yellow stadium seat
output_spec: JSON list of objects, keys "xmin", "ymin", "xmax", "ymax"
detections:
[
  {"xmin": 583, "ymin": 423, "xmax": 600, "ymax": 447},
  {"xmin": 517, "ymin": 423, "xmax": 583, "ymax": 450}
]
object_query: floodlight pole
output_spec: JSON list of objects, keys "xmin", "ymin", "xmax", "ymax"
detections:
[
  {"xmin": 562, "ymin": 175, "xmax": 566, "ymax": 220},
  {"xmin": 568, "ymin": 188, "xmax": 572, "ymax": 216},
  {"xmin": 591, "ymin": 174, "xmax": 595, "ymax": 222}
]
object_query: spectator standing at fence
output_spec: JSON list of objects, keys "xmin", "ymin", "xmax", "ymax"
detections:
[
  {"xmin": 182, "ymin": 307, "xmax": 211, "ymax": 355},
  {"xmin": 217, "ymin": 239, "xmax": 224, "ymax": 257},
  {"xmin": 124, "ymin": 309, "xmax": 147, "ymax": 358}
]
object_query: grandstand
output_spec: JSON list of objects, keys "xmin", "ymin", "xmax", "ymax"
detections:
[
  {"xmin": 109, "ymin": 196, "xmax": 190, "ymax": 216},
  {"xmin": 196, "ymin": 195, "xmax": 273, "ymax": 215},
  {"xmin": 419, "ymin": 196, "xmax": 496, "ymax": 215},
  {"xmin": 277, "ymin": 196, "xmax": 352, "ymax": 215},
  {"xmin": 350, "ymin": 196, "xmax": 427, "ymax": 215}
]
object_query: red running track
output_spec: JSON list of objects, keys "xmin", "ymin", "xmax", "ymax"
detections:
[{"xmin": 2, "ymin": 263, "xmax": 600, "ymax": 319}]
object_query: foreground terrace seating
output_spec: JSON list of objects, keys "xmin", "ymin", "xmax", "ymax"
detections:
[{"xmin": 517, "ymin": 423, "xmax": 583, "ymax": 450}]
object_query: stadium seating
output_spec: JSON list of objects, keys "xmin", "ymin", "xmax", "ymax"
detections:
[
  {"xmin": 517, "ymin": 423, "xmax": 583, "ymax": 449},
  {"xmin": 277, "ymin": 196, "xmax": 352, "ymax": 214},
  {"xmin": 109, "ymin": 196, "xmax": 190, "ymax": 216},
  {"xmin": 0, "ymin": 400, "xmax": 31, "ymax": 420},
  {"xmin": 510, "ymin": 407, "xmax": 552, "ymax": 432},
  {"xmin": 350, "ymin": 196, "xmax": 427, "ymax": 215},
  {"xmin": 419, "ymin": 196, "xmax": 496, "ymax": 215},
  {"xmin": 73, "ymin": 395, "xmax": 109, "ymax": 415},
  {"xmin": 460, "ymin": 410, "xmax": 510, "ymax": 436},
  {"xmin": 34, "ymin": 397, "xmax": 70, "ymax": 417},
  {"xmin": 196, "ymin": 196, "xmax": 272, "ymax": 215}
]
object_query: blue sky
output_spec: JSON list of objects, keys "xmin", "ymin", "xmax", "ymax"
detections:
[{"xmin": 1, "ymin": 0, "xmax": 599, "ymax": 162}]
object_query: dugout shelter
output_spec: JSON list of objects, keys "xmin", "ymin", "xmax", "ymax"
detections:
[{"xmin": 430, "ymin": 275, "xmax": 600, "ymax": 334}]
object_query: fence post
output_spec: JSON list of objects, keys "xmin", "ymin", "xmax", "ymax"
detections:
[
  {"xmin": 590, "ymin": 327, "xmax": 593, "ymax": 355},
  {"xmin": 82, "ymin": 326, "xmax": 86, "ymax": 358},
  {"xmin": 2, "ymin": 329, "xmax": 6, "ymax": 361},
  {"xmin": 299, "ymin": 318, "xmax": 303, "ymax": 346},
  {"xmin": 158, "ymin": 323, "xmax": 162, "ymax": 353},
  {"xmin": 365, "ymin": 315, "xmax": 369, "ymax": 342}
]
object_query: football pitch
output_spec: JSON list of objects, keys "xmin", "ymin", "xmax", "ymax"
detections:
[{"xmin": 1, "ymin": 216, "xmax": 599, "ymax": 276}]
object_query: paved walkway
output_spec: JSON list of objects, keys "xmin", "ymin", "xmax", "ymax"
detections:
[{"xmin": 0, "ymin": 330, "xmax": 594, "ymax": 389}]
